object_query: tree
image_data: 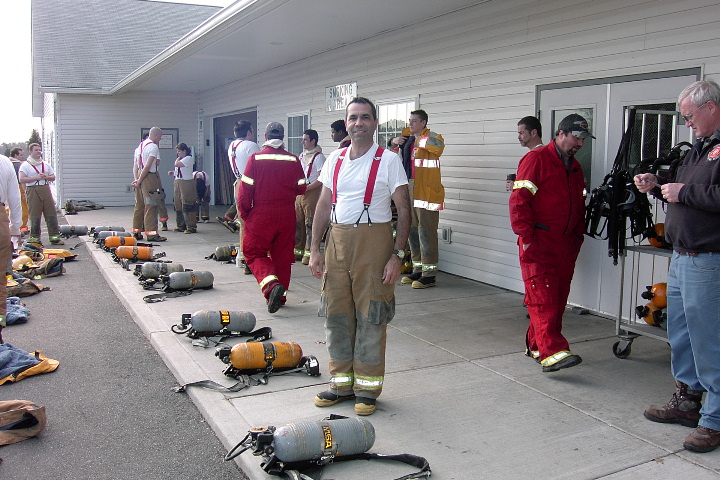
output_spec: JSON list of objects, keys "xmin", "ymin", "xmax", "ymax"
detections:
[{"xmin": 28, "ymin": 129, "xmax": 41, "ymax": 147}]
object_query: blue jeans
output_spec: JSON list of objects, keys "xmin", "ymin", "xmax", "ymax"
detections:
[{"xmin": 668, "ymin": 251, "xmax": 720, "ymax": 431}]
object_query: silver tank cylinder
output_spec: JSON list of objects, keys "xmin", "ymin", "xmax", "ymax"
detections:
[
  {"xmin": 165, "ymin": 271, "xmax": 214, "ymax": 290},
  {"xmin": 59, "ymin": 225, "xmax": 88, "ymax": 236},
  {"xmin": 140, "ymin": 262, "xmax": 185, "ymax": 279},
  {"xmin": 190, "ymin": 310, "xmax": 256, "ymax": 333},
  {"xmin": 214, "ymin": 245, "xmax": 238, "ymax": 261},
  {"xmin": 96, "ymin": 230, "xmax": 132, "ymax": 240},
  {"xmin": 93, "ymin": 226, "xmax": 125, "ymax": 233},
  {"xmin": 272, "ymin": 417, "xmax": 375, "ymax": 463}
]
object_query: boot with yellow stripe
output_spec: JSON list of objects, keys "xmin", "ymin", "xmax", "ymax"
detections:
[{"xmin": 541, "ymin": 350, "xmax": 582, "ymax": 372}]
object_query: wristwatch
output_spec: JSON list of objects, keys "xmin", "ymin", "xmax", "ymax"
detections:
[{"xmin": 392, "ymin": 249, "xmax": 406, "ymax": 259}]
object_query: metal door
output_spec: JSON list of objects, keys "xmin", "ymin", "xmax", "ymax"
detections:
[{"xmin": 539, "ymin": 74, "xmax": 695, "ymax": 316}]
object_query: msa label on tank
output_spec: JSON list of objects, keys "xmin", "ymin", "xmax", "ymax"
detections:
[{"xmin": 322, "ymin": 425, "xmax": 332, "ymax": 449}]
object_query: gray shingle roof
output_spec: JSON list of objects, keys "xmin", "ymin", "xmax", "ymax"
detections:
[{"xmin": 32, "ymin": 0, "xmax": 220, "ymax": 91}]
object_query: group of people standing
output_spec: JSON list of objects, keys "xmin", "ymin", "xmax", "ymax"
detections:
[
  {"xmin": 128, "ymin": 79, "xmax": 720, "ymax": 436},
  {"xmin": 131, "ymin": 126, "xmax": 210, "ymax": 242}
]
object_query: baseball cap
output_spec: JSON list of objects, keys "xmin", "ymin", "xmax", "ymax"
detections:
[
  {"xmin": 558, "ymin": 114, "xmax": 596, "ymax": 139},
  {"xmin": 265, "ymin": 122, "xmax": 284, "ymax": 139}
]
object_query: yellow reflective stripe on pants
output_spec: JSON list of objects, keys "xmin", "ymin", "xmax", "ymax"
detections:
[
  {"xmin": 330, "ymin": 374, "xmax": 355, "ymax": 386},
  {"xmin": 354, "ymin": 376, "xmax": 384, "ymax": 390},
  {"xmin": 259, "ymin": 275, "xmax": 279, "ymax": 290}
]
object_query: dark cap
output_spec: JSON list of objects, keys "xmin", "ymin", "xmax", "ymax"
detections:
[
  {"xmin": 265, "ymin": 121, "xmax": 284, "ymax": 139},
  {"xmin": 558, "ymin": 114, "xmax": 596, "ymax": 139}
]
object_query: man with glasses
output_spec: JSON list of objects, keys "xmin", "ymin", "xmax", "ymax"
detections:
[
  {"xmin": 635, "ymin": 79, "xmax": 720, "ymax": 453},
  {"xmin": 509, "ymin": 114, "xmax": 592, "ymax": 372}
]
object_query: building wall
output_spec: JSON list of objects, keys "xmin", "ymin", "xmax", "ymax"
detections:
[
  {"xmin": 198, "ymin": 0, "xmax": 720, "ymax": 292},
  {"xmin": 54, "ymin": 90, "xmax": 199, "ymax": 207},
  {"xmin": 42, "ymin": 93, "xmax": 57, "ymax": 199}
]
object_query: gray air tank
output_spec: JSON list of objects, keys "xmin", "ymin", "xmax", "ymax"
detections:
[
  {"xmin": 96, "ymin": 230, "xmax": 132, "ymax": 240},
  {"xmin": 92, "ymin": 226, "xmax": 125, "ymax": 234},
  {"xmin": 214, "ymin": 245, "xmax": 238, "ymax": 261},
  {"xmin": 272, "ymin": 417, "xmax": 375, "ymax": 463},
  {"xmin": 140, "ymin": 262, "xmax": 185, "ymax": 279},
  {"xmin": 59, "ymin": 225, "xmax": 88, "ymax": 236},
  {"xmin": 188, "ymin": 310, "xmax": 256, "ymax": 335},
  {"xmin": 163, "ymin": 271, "xmax": 214, "ymax": 290}
]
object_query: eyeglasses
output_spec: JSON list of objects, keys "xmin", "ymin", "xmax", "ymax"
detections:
[{"xmin": 681, "ymin": 101, "xmax": 709, "ymax": 123}]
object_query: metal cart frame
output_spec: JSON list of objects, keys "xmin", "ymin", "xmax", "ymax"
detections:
[{"xmin": 613, "ymin": 245, "xmax": 671, "ymax": 358}]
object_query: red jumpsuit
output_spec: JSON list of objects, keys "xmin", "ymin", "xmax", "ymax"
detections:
[
  {"xmin": 239, "ymin": 145, "xmax": 307, "ymax": 302},
  {"xmin": 509, "ymin": 141, "xmax": 586, "ymax": 365}
]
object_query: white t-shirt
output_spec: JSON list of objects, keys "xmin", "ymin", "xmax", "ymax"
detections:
[
  {"xmin": 318, "ymin": 143, "xmax": 407, "ymax": 225},
  {"xmin": 141, "ymin": 142, "xmax": 160, "ymax": 173},
  {"xmin": 228, "ymin": 139, "xmax": 260, "ymax": 178},
  {"xmin": 0, "ymin": 155, "xmax": 22, "ymax": 234},
  {"xmin": 174, "ymin": 155, "xmax": 193, "ymax": 179},
  {"xmin": 19, "ymin": 161, "xmax": 55, "ymax": 186},
  {"xmin": 301, "ymin": 150, "xmax": 326, "ymax": 184}
]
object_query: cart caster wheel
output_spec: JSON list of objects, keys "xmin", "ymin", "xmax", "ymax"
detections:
[{"xmin": 613, "ymin": 341, "xmax": 632, "ymax": 359}]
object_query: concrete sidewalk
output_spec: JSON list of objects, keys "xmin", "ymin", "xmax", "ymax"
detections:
[{"xmin": 71, "ymin": 206, "xmax": 719, "ymax": 479}]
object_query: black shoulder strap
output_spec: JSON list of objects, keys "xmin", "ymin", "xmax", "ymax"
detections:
[{"xmin": 280, "ymin": 452, "xmax": 431, "ymax": 480}]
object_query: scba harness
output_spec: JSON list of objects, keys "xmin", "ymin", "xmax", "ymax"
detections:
[
  {"xmin": 174, "ymin": 341, "xmax": 319, "ymax": 394},
  {"xmin": 585, "ymin": 109, "xmax": 655, "ymax": 264},
  {"xmin": 171, "ymin": 310, "xmax": 272, "ymax": 342},
  {"xmin": 225, "ymin": 414, "xmax": 431, "ymax": 480}
]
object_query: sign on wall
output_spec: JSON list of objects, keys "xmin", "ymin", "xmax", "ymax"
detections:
[{"xmin": 326, "ymin": 82, "xmax": 357, "ymax": 112}]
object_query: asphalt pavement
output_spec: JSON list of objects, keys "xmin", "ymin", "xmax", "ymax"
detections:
[
  {"xmin": 0, "ymin": 220, "xmax": 242, "ymax": 480},
  {"xmin": 4, "ymin": 204, "xmax": 720, "ymax": 480}
]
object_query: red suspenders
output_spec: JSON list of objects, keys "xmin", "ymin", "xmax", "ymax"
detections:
[
  {"xmin": 331, "ymin": 146, "xmax": 385, "ymax": 227},
  {"xmin": 306, "ymin": 152, "xmax": 320, "ymax": 179},
  {"xmin": 138, "ymin": 139, "xmax": 153, "ymax": 170},
  {"xmin": 30, "ymin": 163, "xmax": 45, "ymax": 185},
  {"xmin": 230, "ymin": 140, "xmax": 243, "ymax": 177}
]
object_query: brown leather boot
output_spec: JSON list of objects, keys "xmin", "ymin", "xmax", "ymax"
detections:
[
  {"xmin": 644, "ymin": 381, "xmax": 703, "ymax": 428},
  {"xmin": 684, "ymin": 426, "xmax": 720, "ymax": 453}
]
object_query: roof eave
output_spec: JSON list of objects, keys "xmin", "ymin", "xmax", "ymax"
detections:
[{"xmin": 110, "ymin": 0, "xmax": 284, "ymax": 95}]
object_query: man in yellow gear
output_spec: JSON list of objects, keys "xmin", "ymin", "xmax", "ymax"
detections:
[{"xmin": 392, "ymin": 109, "xmax": 445, "ymax": 288}]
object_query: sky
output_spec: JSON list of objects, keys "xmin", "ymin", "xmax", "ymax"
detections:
[{"xmin": 0, "ymin": 0, "xmax": 234, "ymax": 145}]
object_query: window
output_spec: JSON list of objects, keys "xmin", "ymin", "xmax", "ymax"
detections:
[
  {"xmin": 376, "ymin": 100, "xmax": 416, "ymax": 149},
  {"xmin": 624, "ymin": 103, "xmax": 678, "ymax": 175},
  {"xmin": 287, "ymin": 113, "xmax": 309, "ymax": 156}
]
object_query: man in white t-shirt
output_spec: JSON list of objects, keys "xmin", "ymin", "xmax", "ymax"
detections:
[
  {"xmin": 309, "ymin": 97, "xmax": 410, "ymax": 416},
  {"xmin": 220, "ymin": 121, "xmax": 260, "ymax": 273},
  {"xmin": 18, "ymin": 143, "xmax": 63, "ymax": 245},
  {"xmin": 294, "ymin": 129, "xmax": 326, "ymax": 265},
  {"xmin": 0, "ymin": 154, "xmax": 22, "ymax": 340},
  {"xmin": 130, "ymin": 127, "xmax": 166, "ymax": 242}
]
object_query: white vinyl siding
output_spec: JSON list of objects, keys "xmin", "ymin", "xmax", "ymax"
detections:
[{"xmin": 53, "ymin": 91, "xmax": 199, "ymax": 206}]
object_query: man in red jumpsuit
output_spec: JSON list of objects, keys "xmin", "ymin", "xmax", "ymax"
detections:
[
  {"xmin": 509, "ymin": 114, "xmax": 592, "ymax": 372},
  {"xmin": 239, "ymin": 122, "xmax": 307, "ymax": 313}
]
